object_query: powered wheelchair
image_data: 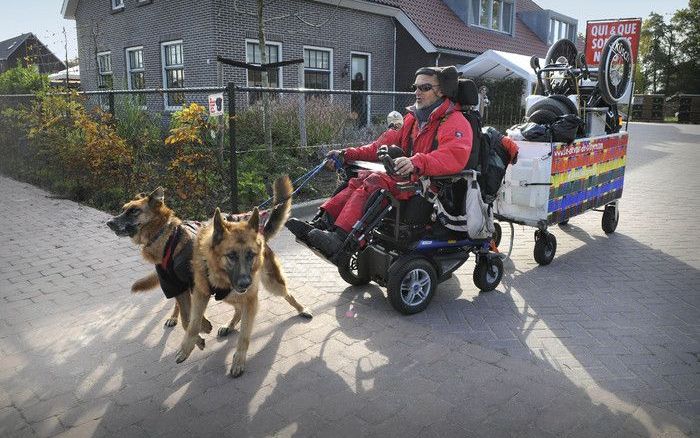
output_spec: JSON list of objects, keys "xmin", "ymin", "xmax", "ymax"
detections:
[{"xmin": 299, "ymin": 79, "xmax": 504, "ymax": 315}]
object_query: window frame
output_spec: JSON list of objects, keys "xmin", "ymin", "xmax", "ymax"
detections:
[
  {"xmin": 472, "ymin": 0, "xmax": 514, "ymax": 34},
  {"xmin": 125, "ymin": 46, "xmax": 145, "ymax": 90},
  {"xmin": 125, "ymin": 46, "xmax": 146, "ymax": 108},
  {"xmin": 548, "ymin": 18, "xmax": 574, "ymax": 44},
  {"xmin": 111, "ymin": 0, "xmax": 124, "ymax": 10},
  {"xmin": 160, "ymin": 40, "xmax": 185, "ymax": 111},
  {"xmin": 302, "ymin": 45, "xmax": 333, "ymax": 91},
  {"xmin": 244, "ymin": 39, "xmax": 283, "ymax": 88},
  {"xmin": 96, "ymin": 51, "xmax": 112, "ymax": 89}
]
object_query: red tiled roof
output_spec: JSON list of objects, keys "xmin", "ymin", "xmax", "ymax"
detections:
[{"xmin": 372, "ymin": 0, "xmax": 551, "ymax": 58}]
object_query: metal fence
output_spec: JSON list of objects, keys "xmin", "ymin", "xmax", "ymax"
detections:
[{"xmin": 0, "ymin": 84, "xmax": 523, "ymax": 213}]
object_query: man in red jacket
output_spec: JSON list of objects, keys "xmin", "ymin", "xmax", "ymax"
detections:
[{"xmin": 287, "ymin": 66, "xmax": 473, "ymax": 258}]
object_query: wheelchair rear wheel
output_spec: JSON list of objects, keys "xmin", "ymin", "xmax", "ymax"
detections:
[
  {"xmin": 473, "ymin": 256, "xmax": 503, "ymax": 292},
  {"xmin": 337, "ymin": 251, "xmax": 370, "ymax": 286},
  {"xmin": 387, "ymin": 256, "xmax": 437, "ymax": 314}
]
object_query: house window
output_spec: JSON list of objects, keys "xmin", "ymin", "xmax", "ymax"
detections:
[
  {"xmin": 126, "ymin": 46, "xmax": 145, "ymax": 105},
  {"xmin": 549, "ymin": 19, "xmax": 573, "ymax": 43},
  {"xmin": 303, "ymin": 47, "xmax": 332, "ymax": 90},
  {"xmin": 246, "ymin": 40, "xmax": 281, "ymax": 103},
  {"xmin": 111, "ymin": 0, "xmax": 124, "ymax": 9},
  {"xmin": 473, "ymin": 0, "xmax": 513, "ymax": 33},
  {"xmin": 96, "ymin": 52, "xmax": 112, "ymax": 89},
  {"xmin": 161, "ymin": 40, "xmax": 185, "ymax": 109}
]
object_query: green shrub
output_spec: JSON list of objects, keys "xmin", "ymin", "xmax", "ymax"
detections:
[{"xmin": 0, "ymin": 65, "xmax": 49, "ymax": 94}]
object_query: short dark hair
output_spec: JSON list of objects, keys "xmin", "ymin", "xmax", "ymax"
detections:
[{"xmin": 414, "ymin": 66, "xmax": 459, "ymax": 99}]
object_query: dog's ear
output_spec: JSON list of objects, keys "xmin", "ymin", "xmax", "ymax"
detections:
[
  {"xmin": 248, "ymin": 207, "xmax": 259, "ymax": 231},
  {"xmin": 148, "ymin": 187, "xmax": 165, "ymax": 207},
  {"xmin": 212, "ymin": 207, "xmax": 225, "ymax": 247}
]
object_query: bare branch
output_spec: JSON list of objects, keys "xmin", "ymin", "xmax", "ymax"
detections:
[
  {"xmin": 232, "ymin": 0, "xmax": 258, "ymax": 18},
  {"xmin": 264, "ymin": 0, "xmax": 342, "ymax": 26}
]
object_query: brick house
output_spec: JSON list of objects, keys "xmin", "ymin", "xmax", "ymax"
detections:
[
  {"xmin": 0, "ymin": 33, "xmax": 65, "ymax": 75},
  {"xmin": 62, "ymin": 0, "xmax": 576, "ymax": 112}
]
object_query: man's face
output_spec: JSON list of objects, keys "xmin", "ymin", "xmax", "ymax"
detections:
[{"xmin": 414, "ymin": 74, "xmax": 443, "ymax": 109}]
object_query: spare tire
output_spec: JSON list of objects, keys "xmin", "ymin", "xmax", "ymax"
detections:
[
  {"xmin": 527, "ymin": 108, "xmax": 558, "ymax": 125},
  {"xmin": 549, "ymin": 94, "xmax": 578, "ymax": 115},
  {"xmin": 526, "ymin": 97, "xmax": 572, "ymax": 118}
]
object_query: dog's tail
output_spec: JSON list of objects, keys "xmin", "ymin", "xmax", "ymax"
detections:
[
  {"xmin": 131, "ymin": 272, "xmax": 160, "ymax": 293},
  {"xmin": 263, "ymin": 175, "xmax": 293, "ymax": 240}
]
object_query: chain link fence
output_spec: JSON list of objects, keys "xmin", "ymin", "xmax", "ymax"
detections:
[{"xmin": 0, "ymin": 83, "xmax": 524, "ymax": 215}]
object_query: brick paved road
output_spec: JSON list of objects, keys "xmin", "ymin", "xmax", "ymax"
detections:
[{"xmin": 0, "ymin": 122, "xmax": 698, "ymax": 437}]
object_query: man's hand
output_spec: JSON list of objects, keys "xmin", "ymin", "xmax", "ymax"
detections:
[
  {"xmin": 325, "ymin": 149, "xmax": 344, "ymax": 171},
  {"xmin": 394, "ymin": 157, "xmax": 415, "ymax": 177}
]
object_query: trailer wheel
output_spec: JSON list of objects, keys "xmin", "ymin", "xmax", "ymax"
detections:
[
  {"xmin": 387, "ymin": 257, "xmax": 437, "ymax": 315},
  {"xmin": 534, "ymin": 230, "xmax": 557, "ymax": 265},
  {"xmin": 473, "ymin": 256, "xmax": 503, "ymax": 292},
  {"xmin": 602, "ymin": 204, "xmax": 619, "ymax": 234},
  {"xmin": 337, "ymin": 251, "xmax": 370, "ymax": 286}
]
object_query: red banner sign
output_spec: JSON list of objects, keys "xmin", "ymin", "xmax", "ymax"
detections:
[{"xmin": 585, "ymin": 19, "xmax": 642, "ymax": 67}]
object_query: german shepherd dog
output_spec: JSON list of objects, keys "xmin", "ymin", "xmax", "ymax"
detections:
[
  {"xmin": 106, "ymin": 188, "xmax": 212, "ymax": 333},
  {"xmin": 175, "ymin": 176, "xmax": 313, "ymax": 377}
]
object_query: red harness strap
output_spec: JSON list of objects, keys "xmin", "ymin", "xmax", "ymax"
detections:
[{"xmin": 159, "ymin": 226, "xmax": 180, "ymax": 270}]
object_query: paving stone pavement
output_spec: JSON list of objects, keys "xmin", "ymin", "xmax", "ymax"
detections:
[{"xmin": 0, "ymin": 122, "xmax": 698, "ymax": 437}]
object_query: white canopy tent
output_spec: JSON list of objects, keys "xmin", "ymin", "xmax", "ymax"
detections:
[
  {"xmin": 48, "ymin": 66, "xmax": 80, "ymax": 83},
  {"xmin": 457, "ymin": 50, "xmax": 544, "ymax": 96}
]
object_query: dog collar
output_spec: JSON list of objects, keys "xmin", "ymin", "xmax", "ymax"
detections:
[{"xmin": 203, "ymin": 259, "xmax": 232, "ymax": 300}]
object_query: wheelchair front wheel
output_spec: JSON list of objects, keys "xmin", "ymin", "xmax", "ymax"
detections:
[
  {"xmin": 473, "ymin": 256, "xmax": 503, "ymax": 292},
  {"xmin": 387, "ymin": 256, "xmax": 437, "ymax": 315},
  {"xmin": 337, "ymin": 251, "xmax": 370, "ymax": 286}
]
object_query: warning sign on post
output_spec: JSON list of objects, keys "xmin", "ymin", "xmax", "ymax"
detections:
[
  {"xmin": 208, "ymin": 93, "xmax": 224, "ymax": 116},
  {"xmin": 585, "ymin": 19, "xmax": 642, "ymax": 66}
]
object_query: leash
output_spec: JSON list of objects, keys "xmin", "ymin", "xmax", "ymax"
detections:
[{"xmin": 257, "ymin": 158, "xmax": 337, "ymax": 209}]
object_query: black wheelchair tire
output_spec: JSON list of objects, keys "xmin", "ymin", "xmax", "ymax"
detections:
[
  {"xmin": 387, "ymin": 256, "xmax": 437, "ymax": 315},
  {"xmin": 598, "ymin": 35, "xmax": 633, "ymax": 105},
  {"xmin": 473, "ymin": 256, "xmax": 503, "ymax": 292},
  {"xmin": 492, "ymin": 222, "xmax": 502, "ymax": 248},
  {"xmin": 337, "ymin": 251, "xmax": 371, "ymax": 286}
]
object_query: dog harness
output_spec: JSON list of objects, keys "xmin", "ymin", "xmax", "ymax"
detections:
[{"xmin": 155, "ymin": 221, "xmax": 200, "ymax": 299}]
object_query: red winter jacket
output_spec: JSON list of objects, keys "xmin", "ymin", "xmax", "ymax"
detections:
[{"xmin": 343, "ymin": 98, "xmax": 473, "ymax": 178}]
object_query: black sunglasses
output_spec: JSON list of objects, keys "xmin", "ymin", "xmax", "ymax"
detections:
[{"xmin": 411, "ymin": 83, "xmax": 438, "ymax": 92}]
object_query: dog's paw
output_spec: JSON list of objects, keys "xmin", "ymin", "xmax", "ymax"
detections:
[
  {"xmin": 217, "ymin": 326, "xmax": 232, "ymax": 337},
  {"xmin": 299, "ymin": 308, "xmax": 313, "ymax": 319},
  {"xmin": 229, "ymin": 352, "xmax": 246, "ymax": 378},
  {"xmin": 200, "ymin": 318, "xmax": 213, "ymax": 334},
  {"xmin": 164, "ymin": 318, "xmax": 178, "ymax": 328},
  {"xmin": 176, "ymin": 336, "xmax": 204, "ymax": 363}
]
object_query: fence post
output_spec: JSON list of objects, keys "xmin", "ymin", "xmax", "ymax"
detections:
[
  {"xmin": 108, "ymin": 91, "xmax": 115, "ymax": 117},
  {"xmin": 227, "ymin": 82, "xmax": 238, "ymax": 212}
]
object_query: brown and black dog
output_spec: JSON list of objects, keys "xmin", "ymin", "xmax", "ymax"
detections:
[
  {"xmin": 175, "ymin": 176, "xmax": 313, "ymax": 377},
  {"xmin": 106, "ymin": 188, "xmax": 212, "ymax": 333}
]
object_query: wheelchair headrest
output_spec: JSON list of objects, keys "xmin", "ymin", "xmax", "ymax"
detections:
[{"xmin": 455, "ymin": 78, "xmax": 478, "ymax": 107}]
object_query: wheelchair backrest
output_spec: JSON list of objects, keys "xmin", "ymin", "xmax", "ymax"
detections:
[{"xmin": 454, "ymin": 78, "xmax": 482, "ymax": 171}]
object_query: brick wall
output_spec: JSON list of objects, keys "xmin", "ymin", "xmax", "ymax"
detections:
[
  {"xmin": 75, "ymin": 0, "xmax": 216, "ymax": 95},
  {"xmin": 395, "ymin": 24, "xmax": 473, "ymax": 93},
  {"xmin": 75, "ymin": 0, "xmax": 398, "ymax": 116}
]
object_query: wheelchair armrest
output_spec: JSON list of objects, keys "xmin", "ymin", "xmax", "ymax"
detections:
[{"xmin": 430, "ymin": 169, "xmax": 480, "ymax": 182}]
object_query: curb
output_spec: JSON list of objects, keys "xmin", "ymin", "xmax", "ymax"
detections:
[{"xmin": 290, "ymin": 198, "xmax": 324, "ymax": 218}]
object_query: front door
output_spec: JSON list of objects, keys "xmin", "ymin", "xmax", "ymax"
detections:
[{"xmin": 351, "ymin": 54, "xmax": 369, "ymax": 126}]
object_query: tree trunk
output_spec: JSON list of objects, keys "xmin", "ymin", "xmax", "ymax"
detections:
[{"xmin": 257, "ymin": 0, "xmax": 273, "ymax": 153}]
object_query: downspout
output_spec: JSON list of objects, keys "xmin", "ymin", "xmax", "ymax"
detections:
[
  {"xmin": 435, "ymin": 52, "xmax": 441, "ymax": 66},
  {"xmin": 393, "ymin": 19, "xmax": 397, "ymax": 92}
]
